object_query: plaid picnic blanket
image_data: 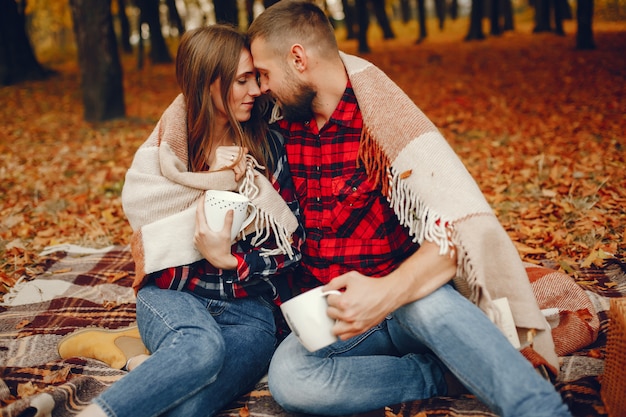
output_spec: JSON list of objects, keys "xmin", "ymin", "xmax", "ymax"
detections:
[{"xmin": 1, "ymin": 245, "xmax": 623, "ymax": 417}]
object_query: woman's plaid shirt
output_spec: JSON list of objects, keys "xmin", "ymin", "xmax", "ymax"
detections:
[{"xmin": 150, "ymin": 130, "xmax": 304, "ymax": 305}]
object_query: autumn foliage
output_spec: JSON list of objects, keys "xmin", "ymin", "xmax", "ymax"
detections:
[{"xmin": 0, "ymin": 18, "xmax": 624, "ymax": 297}]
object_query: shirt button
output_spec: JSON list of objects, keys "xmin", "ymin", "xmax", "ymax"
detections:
[
  {"xmin": 316, "ymin": 197, "xmax": 321, "ymax": 202},
  {"xmin": 316, "ymin": 166, "xmax": 320, "ymax": 171},
  {"xmin": 351, "ymin": 187, "xmax": 357, "ymax": 192}
]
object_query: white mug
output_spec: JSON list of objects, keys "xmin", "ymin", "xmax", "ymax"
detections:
[
  {"xmin": 204, "ymin": 190, "xmax": 256, "ymax": 242},
  {"xmin": 280, "ymin": 286, "xmax": 342, "ymax": 352}
]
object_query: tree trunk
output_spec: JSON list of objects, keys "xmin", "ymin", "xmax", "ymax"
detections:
[
  {"xmin": 165, "ymin": 0, "xmax": 185, "ymax": 34},
  {"xmin": 246, "ymin": 0, "xmax": 255, "ymax": 26},
  {"xmin": 399, "ymin": 0, "xmax": 411, "ymax": 23},
  {"xmin": 69, "ymin": 0, "xmax": 125, "ymax": 122},
  {"xmin": 490, "ymin": 0, "xmax": 502, "ymax": 35},
  {"xmin": 355, "ymin": 0, "xmax": 371, "ymax": 52},
  {"xmin": 561, "ymin": 0, "xmax": 573, "ymax": 19},
  {"xmin": 576, "ymin": 0, "xmax": 595, "ymax": 49},
  {"xmin": 342, "ymin": 0, "xmax": 357, "ymax": 39},
  {"xmin": 435, "ymin": 0, "xmax": 446, "ymax": 30},
  {"xmin": 533, "ymin": 0, "xmax": 552, "ymax": 32},
  {"xmin": 502, "ymin": 0, "xmax": 515, "ymax": 31},
  {"xmin": 0, "ymin": 0, "xmax": 48, "ymax": 85},
  {"xmin": 466, "ymin": 0, "xmax": 486, "ymax": 40},
  {"xmin": 371, "ymin": 0, "xmax": 395, "ymax": 39},
  {"xmin": 554, "ymin": 0, "xmax": 565, "ymax": 35},
  {"xmin": 416, "ymin": 0, "xmax": 427, "ymax": 42},
  {"xmin": 136, "ymin": 0, "xmax": 172, "ymax": 63},
  {"xmin": 118, "ymin": 0, "xmax": 133, "ymax": 53},
  {"xmin": 449, "ymin": 0, "xmax": 459, "ymax": 20},
  {"xmin": 214, "ymin": 0, "xmax": 239, "ymax": 26}
]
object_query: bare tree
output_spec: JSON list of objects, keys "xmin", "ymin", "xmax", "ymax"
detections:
[
  {"xmin": 576, "ymin": 0, "xmax": 595, "ymax": 49},
  {"xmin": 214, "ymin": 0, "xmax": 239, "ymax": 26},
  {"xmin": 0, "ymin": 0, "xmax": 49, "ymax": 85},
  {"xmin": 466, "ymin": 0, "xmax": 486, "ymax": 40},
  {"xmin": 502, "ymin": 0, "xmax": 515, "ymax": 31},
  {"xmin": 136, "ymin": 0, "xmax": 172, "ymax": 64},
  {"xmin": 117, "ymin": 0, "xmax": 133, "ymax": 53},
  {"xmin": 533, "ymin": 0, "xmax": 565, "ymax": 35},
  {"xmin": 68, "ymin": 0, "xmax": 125, "ymax": 121},
  {"xmin": 165, "ymin": 0, "xmax": 185, "ymax": 34}
]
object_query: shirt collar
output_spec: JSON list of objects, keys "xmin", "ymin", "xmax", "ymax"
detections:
[{"xmin": 327, "ymin": 80, "xmax": 358, "ymax": 128}]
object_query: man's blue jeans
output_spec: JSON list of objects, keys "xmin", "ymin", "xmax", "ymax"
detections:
[
  {"xmin": 94, "ymin": 283, "xmax": 277, "ymax": 417},
  {"xmin": 268, "ymin": 283, "xmax": 571, "ymax": 417}
]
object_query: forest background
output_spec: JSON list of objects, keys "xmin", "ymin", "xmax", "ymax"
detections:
[{"xmin": 0, "ymin": 0, "xmax": 625, "ymax": 297}]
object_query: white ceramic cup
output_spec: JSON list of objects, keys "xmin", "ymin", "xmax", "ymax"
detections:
[
  {"xmin": 280, "ymin": 286, "xmax": 342, "ymax": 352},
  {"xmin": 204, "ymin": 190, "xmax": 256, "ymax": 242}
]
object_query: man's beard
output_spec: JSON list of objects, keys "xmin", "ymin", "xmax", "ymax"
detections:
[{"xmin": 280, "ymin": 82, "xmax": 316, "ymax": 122}]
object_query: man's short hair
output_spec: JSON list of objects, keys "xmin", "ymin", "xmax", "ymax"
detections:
[{"xmin": 248, "ymin": 0, "xmax": 338, "ymax": 59}]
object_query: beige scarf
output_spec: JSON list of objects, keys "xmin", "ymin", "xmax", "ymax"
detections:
[
  {"xmin": 271, "ymin": 52, "xmax": 558, "ymax": 373},
  {"xmin": 122, "ymin": 94, "xmax": 299, "ymax": 292}
]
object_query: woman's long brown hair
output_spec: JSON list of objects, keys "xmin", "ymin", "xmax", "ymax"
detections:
[{"xmin": 175, "ymin": 24, "xmax": 272, "ymax": 174}]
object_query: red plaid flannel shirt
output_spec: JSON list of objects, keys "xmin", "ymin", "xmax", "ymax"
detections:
[{"xmin": 276, "ymin": 82, "xmax": 418, "ymax": 290}]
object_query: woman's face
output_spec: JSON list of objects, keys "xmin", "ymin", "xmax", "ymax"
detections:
[{"xmin": 211, "ymin": 48, "xmax": 261, "ymax": 124}]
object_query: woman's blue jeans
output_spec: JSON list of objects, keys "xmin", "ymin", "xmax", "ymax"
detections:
[
  {"xmin": 268, "ymin": 283, "xmax": 571, "ymax": 417},
  {"xmin": 94, "ymin": 283, "xmax": 276, "ymax": 417}
]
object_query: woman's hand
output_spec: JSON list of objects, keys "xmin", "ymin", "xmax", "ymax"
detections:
[
  {"xmin": 194, "ymin": 197, "xmax": 238, "ymax": 270},
  {"xmin": 209, "ymin": 146, "xmax": 249, "ymax": 181}
]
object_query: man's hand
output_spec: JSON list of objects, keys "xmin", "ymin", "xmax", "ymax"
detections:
[
  {"xmin": 323, "ymin": 272, "xmax": 397, "ymax": 340},
  {"xmin": 322, "ymin": 240, "xmax": 457, "ymax": 341}
]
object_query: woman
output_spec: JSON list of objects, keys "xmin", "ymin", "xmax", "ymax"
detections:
[{"xmin": 58, "ymin": 24, "xmax": 303, "ymax": 417}]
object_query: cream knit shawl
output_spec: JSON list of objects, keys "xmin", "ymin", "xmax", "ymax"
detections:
[
  {"xmin": 122, "ymin": 94, "xmax": 299, "ymax": 292},
  {"xmin": 331, "ymin": 53, "xmax": 558, "ymax": 372}
]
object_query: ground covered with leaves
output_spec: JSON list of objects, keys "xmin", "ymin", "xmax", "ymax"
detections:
[{"xmin": 1, "ymin": 17, "xmax": 624, "ymax": 296}]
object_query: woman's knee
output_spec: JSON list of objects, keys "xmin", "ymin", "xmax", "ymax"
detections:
[{"xmin": 168, "ymin": 326, "xmax": 227, "ymax": 378}]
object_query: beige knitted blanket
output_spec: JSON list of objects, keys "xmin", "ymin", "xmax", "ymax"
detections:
[
  {"xmin": 122, "ymin": 94, "xmax": 299, "ymax": 292},
  {"xmin": 338, "ymin": 52, "xmax": 559, "ymax": 373}
]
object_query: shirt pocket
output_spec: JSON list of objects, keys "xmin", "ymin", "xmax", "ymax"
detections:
[{"xmin": 330, "ymin": 172, "xmax": 379, "ymax": 237}]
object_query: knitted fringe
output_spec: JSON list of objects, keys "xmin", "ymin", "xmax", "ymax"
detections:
[
  {"xmin": 238, "ymin": 155, "xmax": 263, "ymax": 199},
  {"xmin": 357, "ymin": 127, "xmax": 391, "ymax": 197},
  {"xmin": 359, "ymin": 127, "xmax": 453, "ymax": 256},
  {"xmin": 388, "ymin": 168, "xmax": 452, "ymax": 253},
  {"xmin": 232, "ymin": 154, "xmax": 295, "ymax": 258},
  {"xmin": 359, "ymin": 126, "xmax": 498, "ymax": 322},
  {"xmin": 250, "ymin": 208, "xmax": 296, "ymax": 259},
  {"xmin": 269, "ymin": 103, "xmax": 283, "ymax": 124}
]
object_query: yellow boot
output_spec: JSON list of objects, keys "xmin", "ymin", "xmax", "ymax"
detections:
[{"xmin": 57, "ymin": 325, "xmax": 149, "ymax": 369}]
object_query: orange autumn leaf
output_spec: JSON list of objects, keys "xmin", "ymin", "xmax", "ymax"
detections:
[
  {"xmin": 239, "ymin": 404, "xmax": 250, "ymax": 417},
  {"xmin": 16, "ymin": 319, "xmax": 31, "ymax": 329},
  {"xmin": 105, "ymin": 271, "xmax": 129, "ymax": 283},
  {"xmin": 17, "ymin": 382, "xmax": 40, "ymax": 398},
  {"xmin": 43, "ymin": 367, "xmax": 71, "ymax": 384}
]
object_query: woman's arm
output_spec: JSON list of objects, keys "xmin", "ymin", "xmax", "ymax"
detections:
[{"xmin": 193, "ymin": 130, "xmax": 304, "ymax": 281}]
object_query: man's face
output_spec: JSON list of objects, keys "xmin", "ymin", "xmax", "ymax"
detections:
[{"xmin": 251, "ymin": 38, "xmax": 316, "ymax": 122}]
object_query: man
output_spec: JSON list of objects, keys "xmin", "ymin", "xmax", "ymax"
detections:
[{"xmin": 247, "ymin": 2, "xmax": 572, "ymax": 417}]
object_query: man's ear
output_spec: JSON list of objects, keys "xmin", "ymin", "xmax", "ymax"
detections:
[{"xmin": 290, "ymin": 44, "xmax": 306, "ymax": 72}]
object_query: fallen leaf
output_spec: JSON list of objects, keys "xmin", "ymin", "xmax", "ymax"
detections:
[
  {"xmin": 43, "ymin": 367, "xmax": 71, "ymax": 384},
  {"xmin": 239, "ymin": 404, "xmax": 250, "ymax": 417}
]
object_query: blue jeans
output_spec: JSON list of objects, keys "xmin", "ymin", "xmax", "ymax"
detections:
[
  {"xmin": 94, "ymin": 283, "xmax": 277, "ymax": 417},
  {"xmin": 268, "ymin": 283, "xmax": 571, "ymax": 417}
]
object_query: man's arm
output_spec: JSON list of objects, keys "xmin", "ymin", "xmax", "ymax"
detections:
[{"xmin": 324, "ymin": 240, "xmax": 457, "ymax": 340}]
